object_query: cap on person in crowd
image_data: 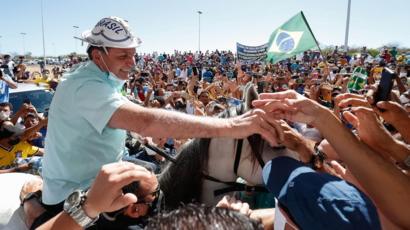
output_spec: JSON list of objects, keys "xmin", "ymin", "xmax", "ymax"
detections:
[
  {"xmin": 78, "ymin": 16, "xmax": 142, "ymax": 53},
  {"xmin": 262, "ymin": 156, "xmax": 381, "ymax": 230}
]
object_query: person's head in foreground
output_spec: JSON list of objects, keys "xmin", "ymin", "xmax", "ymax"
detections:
[
  {"xmin": 103, "ymin": 163, "xmax": 161, "ymax": 221},
  {"xmin": 262, "ymin": 156, "xmax": 381, "ymax": 230},
  {"xmin": 145, "ymin": 203, "xmax": 263, "ymax": 230}
]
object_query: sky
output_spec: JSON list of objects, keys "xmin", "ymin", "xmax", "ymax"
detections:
[{"xmin": 1, "ymin": 0, "xmax": 409, "ymax": 57}]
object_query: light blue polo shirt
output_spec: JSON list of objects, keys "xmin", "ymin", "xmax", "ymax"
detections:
[{"xmin": 42, "ymin": 61, "xmax": 128, "ymax": 204}]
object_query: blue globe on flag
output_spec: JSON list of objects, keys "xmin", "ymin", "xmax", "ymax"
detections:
[
  {"xmin": 266, "ymin": 12, "xmax": 318, "ymax": 63},
  {"xmin": 276, "ymin": 32, "xmax": 296, "ymax": 53}
]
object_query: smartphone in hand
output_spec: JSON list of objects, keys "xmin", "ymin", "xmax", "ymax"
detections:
[{"xmin": 373, "ymin": 67, "xmax": 396, "ymax": 105}]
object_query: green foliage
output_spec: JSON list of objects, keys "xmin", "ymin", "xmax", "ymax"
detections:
[{"xmin": 367, "ymin": 49, "xmax": 379, "ymax": 57}]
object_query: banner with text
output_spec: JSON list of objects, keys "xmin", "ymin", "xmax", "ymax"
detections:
[{"xmin": 236, "ymin": 42, "xmax": 268, "ymax": 63}]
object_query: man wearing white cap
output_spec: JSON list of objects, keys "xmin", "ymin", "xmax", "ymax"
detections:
[{"xmin": 31, "ymin": 17, "xmax": 284, "ymax": 229}]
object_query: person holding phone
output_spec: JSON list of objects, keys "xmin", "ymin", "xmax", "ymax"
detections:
[{"xmin": 253, "ymin": 90, "xmax": 410, "ymax": 229}]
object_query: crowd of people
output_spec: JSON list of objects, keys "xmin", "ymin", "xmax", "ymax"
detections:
[{"xmin": 0, "ymin": 15, "xmax": 409, "ymax": 230}]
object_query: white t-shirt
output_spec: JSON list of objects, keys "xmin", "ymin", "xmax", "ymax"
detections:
[
  {"xmin": 178, "ymin": 68, "xmax": 188, "ymax": 81},
  {"xmin": 186, "ymin": 101, "xmax": 195, "ymax": 115},
  {"xmin": 327, "ymin": 72, "xmax": 337, "ymax": 82}
]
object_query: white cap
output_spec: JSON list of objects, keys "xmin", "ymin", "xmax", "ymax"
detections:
[{"xmin": 78, "ymin": 16, "xmax": 141, "ymax": 49}]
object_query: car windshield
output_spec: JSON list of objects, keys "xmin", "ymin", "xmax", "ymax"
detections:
[{"xmin": 9, "ymin": 90, "xmax": 54, "ymax": 114}]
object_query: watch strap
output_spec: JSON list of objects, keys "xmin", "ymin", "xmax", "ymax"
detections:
[
  {"xmin": 65, "ymin": 190, "xmax": 99, "ymax": 228},
  {"xmin": 70, "ymin": 206, "xmax": 98, "ymax": 228}
]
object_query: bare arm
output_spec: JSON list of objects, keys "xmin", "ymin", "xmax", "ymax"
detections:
[
  {"xmin": 394, "ymin": 70, "xmax": 406, "ymax": 94},
  {"xmin": 0, "ymin": 75, "xmax": 17, "ymax": 89},
  {"xmin": 19, "ymin": 118, "xmax": 48, "ymax": 142},
  {"xmin": 108, "ymin": 101, "xmax": 284, "ymax": 146},
  {"xmin": 375, "ymin": 101, "xmax": 410, "ymax": 144},
  {"xmin": 109, "ymin": 101, "xmax": 232, "ymax": 138},
  {"xmin": 313, "ymin": 108, "xmax": 410, "ymax": 228},
  {"xmin": 254, "ymin": 91, "xmax": 410, "ymax": 228},
  {"xmin": 37, "ymin": 162, "xmax": 153, "ymax": 230},
  {"xmin": 36, "ymin": 212, "xmax": 82, "ymax": 230}
]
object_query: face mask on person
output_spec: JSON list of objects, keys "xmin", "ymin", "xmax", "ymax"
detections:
[
  {"xmin": 0, "ymin": 111, "xmax": 10, "ymax": 121},
  {"xmin": 99, "ymin": 51, "xmax": 126, "ymax": 90},
  {"xmin": 3, "ymin": 123, "xmax": 25, "ymax": 135},
  {"xmin": 107, "ymin": 72, "xmax": 126, "ymax": 90}
]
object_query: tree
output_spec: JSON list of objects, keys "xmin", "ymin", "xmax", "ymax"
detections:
[{"xmin": 367, "ymin": 49, "xmax": 379, "ymax": 57}]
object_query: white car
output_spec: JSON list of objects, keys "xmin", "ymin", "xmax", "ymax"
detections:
[{"xmin": 9, "ymin": 83, "xmax": 54, "ymax": 114}]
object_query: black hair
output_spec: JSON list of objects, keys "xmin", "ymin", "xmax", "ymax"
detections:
[
  {"xmin": 174, "ymin": 100, "xmax": 186, "ymax": 111},
  {"xmin": 24, "ymin": 113, "xmax": 37, "ymax": 120},
  {"xmin": 0, "ymin": 102, "xmax": 13, "ymax": 111},
  {"xmin": 153, "ymin": 96, "xmax": 166, "ymax": 107},
  {"xmin": 145, "ymin": 203, "xmax": 263, "ymax": 230},
  {"xmin": 87, "ymin": 46, "xmax": 110, "ymax": 60}
]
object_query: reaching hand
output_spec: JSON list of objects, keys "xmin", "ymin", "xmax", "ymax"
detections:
[
  {"xmin": 375, "ymin": 101, "xmax": 410, "ymax": 144},
  {"xmin": 375, "ymin": 101, "xmax": 409, "ymax": 127},
  {"xmin": 335, "ymin": 93, "xmax": 372, "ymax": 109},
  {"xmin": 230, "ymin": 109, "xmax": 284, "ymax": 146},
  {"xmin": 253, "ymin": 90, "xmax": 327, "ymax": 125},
  {"xmin": 342, "ymin": 107, "xmax": 396, "ymax": 159},
  {"xmin": 216, "ymin": 195, "xmax": 251, "ymax": 216},
  {"xmin": 279, "ymin": 120, "xmax": 312, "ymax": 162},
  {"xmin": 82, "ymin": 162, "xmax": 152, "ymax": 218},
  {"xmin": 333, "ymin": 93, "xmax": 372, "ymax": 117}
]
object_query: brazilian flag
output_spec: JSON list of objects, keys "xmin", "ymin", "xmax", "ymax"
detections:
[{"xmin": 266, "ymin": 11, "xmax": 318, "ymax": 63}]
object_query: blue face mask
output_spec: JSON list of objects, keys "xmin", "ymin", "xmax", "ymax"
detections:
[
  {"xmin": 99, "ymin": 51, "xmax": 126, "ymax": 91},
  {"xmin": 106, "ymin": 71, "xmax": 126, "ymax": 91}
]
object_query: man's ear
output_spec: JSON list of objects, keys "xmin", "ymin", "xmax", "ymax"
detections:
[{"xmin": 91, "ymin": 49, "xmax": 102, "ymax": 62}]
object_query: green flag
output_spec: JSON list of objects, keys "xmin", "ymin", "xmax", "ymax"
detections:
[
  {"xmin": 347, "ymin": 67, "xmax": 368, "ymax": 93},
  {"xmin": 266, "ymin": 11, "xmax": 318, "ymax": 63}
]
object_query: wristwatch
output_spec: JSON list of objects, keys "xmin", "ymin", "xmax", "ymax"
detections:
[
  {"xmin": 309, "ymin": 143, "xmax": 327, "ymax": 170},
  {"xmin": 63, "ymin": 190, "xmax": 99, "ymax": 228}
]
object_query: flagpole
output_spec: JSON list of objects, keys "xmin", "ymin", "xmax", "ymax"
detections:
[
  {"xmin": 344, "ymin": 0, "xmax": 351, "ymax": 51},
  {"xmin": 300, "ymin": 11, "xmax": 325, "ymax": 59},
  {"xmin": 41, "ymin": 0, "xmax": 46, "ymax": 69},
  {"xmin": 300, "ymin": 11, "xmax": 331, "ymax": 80}
]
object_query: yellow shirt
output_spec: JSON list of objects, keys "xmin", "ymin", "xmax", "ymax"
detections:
[
  {"xmin": 0, "ymin": 141, "xmax": 39, "ymax": 168},
  {"xmin": 33, "ymin": 77, "xmax": 49, "ymax": 84},
  {"xmin": 372, "ymin": 67, "xmax": 383, "ymax": 81},
  {"xmin": 318, "ymin": 62, "xmax": 326, "ymax": 68}
]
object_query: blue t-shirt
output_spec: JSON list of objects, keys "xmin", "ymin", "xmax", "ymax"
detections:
[
  {"xmin": 42, "ymin": 61, "xmax": 128, "ymax": 204},
  {"xmin": 30, "ymin": 127, "xmax": 47, "ymax": 148},
  {"xmin": 175, "ymin": 68, "xmax": 181, "ymax": 77},
  {"xmin": 203, "ymin": 70, "xmax": 214, "ymax": 83}
]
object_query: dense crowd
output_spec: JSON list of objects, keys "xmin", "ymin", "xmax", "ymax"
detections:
[{"xmin": 0, "ymin": 16, "xmax": 409, "ymax": 230}]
